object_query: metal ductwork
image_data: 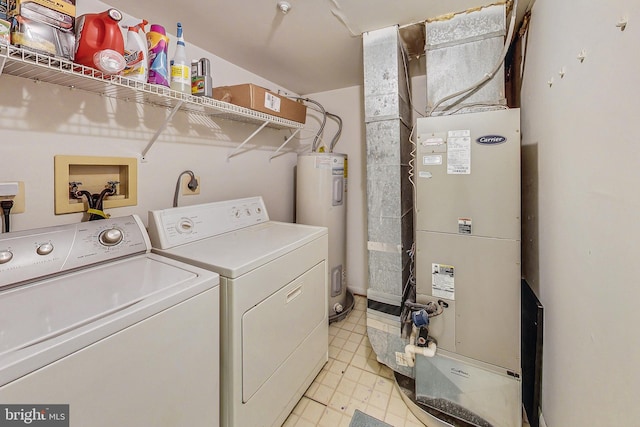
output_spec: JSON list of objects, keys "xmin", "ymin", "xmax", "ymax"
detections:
[{"xmin": 363, "ymin": 25, "xmax": 414, "ymax": 377}]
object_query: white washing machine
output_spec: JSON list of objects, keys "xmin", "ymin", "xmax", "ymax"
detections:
[
  {"xmin": 148, "ymin": 196, "xmax": 328, "ymax": 427},
  {"xmin": 0, "ymin": 215, "xmax": 220, "ymax": 426}
]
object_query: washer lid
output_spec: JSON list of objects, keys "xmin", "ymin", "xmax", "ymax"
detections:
[
  {"xmin": 153, "ymin": 221, "xmax": 327, "ymax": 278},
  {"xmin": 0, "ymin": 253, "xmax": 219, "ymax": 387}
]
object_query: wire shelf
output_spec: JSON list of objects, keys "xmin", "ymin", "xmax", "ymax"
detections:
[{"xmin": 0, "ymin": 44, "xmax": 303, "ymax": 131}]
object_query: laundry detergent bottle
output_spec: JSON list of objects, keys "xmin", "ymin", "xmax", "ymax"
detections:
[
  {"xmin": 147, "ymin": 24, "xmax": 169, "ymax": 86},
  {"xmin": 75, "ymin": 8, "xmax": 126, "ymax": 74},
  {"xmin": 123, "ymin": 20, "xmax": 148, "ymax": 82}
]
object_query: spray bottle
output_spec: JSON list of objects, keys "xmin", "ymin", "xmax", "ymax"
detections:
[
  {"xmin": 123, "ymin": 20, "xmax": 148, "ymax": 82},
  {"xmin": 170, "ymin": 22, "xmax": 191, "ymax": 94}
]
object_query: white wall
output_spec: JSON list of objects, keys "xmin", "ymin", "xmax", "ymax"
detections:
[
  {"xmin": 521, "ymin": 0, "xmax": 640, "ymax": 425},
  {"xmin": 0, "ymin": 0, "xmax": 303, "ymax": 231}
]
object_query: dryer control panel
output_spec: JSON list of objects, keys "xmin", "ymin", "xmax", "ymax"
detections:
[
  {"xmin": 148, "ymin": 196, "xmax": 269, "ymax": 249},
  {"xmin": 0, "ymin": 215, "xmax": 150, "ymax": 289}
]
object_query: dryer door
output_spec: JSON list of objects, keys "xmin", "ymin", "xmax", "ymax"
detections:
[{"xmin": 241, "ymin": 261, "xmax": 325, "ymax": 402}]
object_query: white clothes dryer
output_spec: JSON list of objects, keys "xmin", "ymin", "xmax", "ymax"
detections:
[
  {"xmin": 148, "ymin": 196, "xmax": 328, "ymax": 427},
  {"xmin": 0, "ymin": 215, "xmax": 220, "ymax": 427}
]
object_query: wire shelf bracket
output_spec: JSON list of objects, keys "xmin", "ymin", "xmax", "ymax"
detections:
[
  {"xmin": 270, "ymin": 128, "xmax": 301, "ymax": 161},
  {"xmin": 226, "ymin": 120, "xmax": 271, "ymax": 161},
  {"xmin": 141, "ymin": 101, "xmax": 184, "ymax": 161}
]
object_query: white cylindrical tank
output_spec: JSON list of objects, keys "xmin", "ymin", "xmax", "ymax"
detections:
[{"xmin": 296, "ymin": 152, "xmax": 353, "ymax": 322}]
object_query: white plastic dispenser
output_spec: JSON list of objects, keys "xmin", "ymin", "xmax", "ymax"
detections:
[{"xmin": 170, "ymin": 23, "xmax": 191, "ymax": 94}]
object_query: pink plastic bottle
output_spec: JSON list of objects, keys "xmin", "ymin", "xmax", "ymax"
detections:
[
  {"xmin": 74, "ymin": 9, "xmax": 125, "ymax": 73},
  {"xmin": 147, "ymin": 24, "xmax": 169, "ymax": 86}
]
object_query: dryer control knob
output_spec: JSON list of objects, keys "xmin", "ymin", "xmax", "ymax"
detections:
[
  {"xmin": 176, "ymin": 218, "xmax": 194, "ymax": 233},
  {"xmin": 99, "ymin": 228, "xmax": 123, "ymax": 246},
  {"xmin": 0, "ymin": 250, "xmax": 13, "ymax": 264},
  {"xmin": 36, "ymin": 243, "xmax": 54, "ymax": 255}
]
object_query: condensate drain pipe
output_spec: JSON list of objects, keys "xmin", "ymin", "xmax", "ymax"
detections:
[{"xmin": 404, "ymin": 325, "xmax": 437, "ymax": 367}]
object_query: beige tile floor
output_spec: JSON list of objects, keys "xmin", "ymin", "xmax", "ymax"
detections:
[{"xmin": 282, "ymin": 295, "xmax": 426, "ymax": 427}]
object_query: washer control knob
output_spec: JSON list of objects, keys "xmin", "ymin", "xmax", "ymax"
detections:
[
  {"xmin": 176, "ymin": 218, "xmax": 194, "ymax": 233},
  {"xmin": 36, "ymin": 243, "xmax": 54, "ymax": 256},
  {"xmin": 0, "ymin": 250, "xmax": 13, "ymax": 264},
  {"xmin": 99, "ymin": 228, "xmax": 123, "ymax": 246}
]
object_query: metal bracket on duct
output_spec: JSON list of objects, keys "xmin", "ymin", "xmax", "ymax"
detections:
[{"xmin": 363, "ymin": 26, "xmax": 414, "ymax": 378}]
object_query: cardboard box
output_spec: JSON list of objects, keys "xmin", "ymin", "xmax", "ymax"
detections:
[{"xmin": 213, "ymin": 84, "xmax": 307, "ymax": 124}]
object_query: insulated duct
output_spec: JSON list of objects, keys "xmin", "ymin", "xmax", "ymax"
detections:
[
  {"xmin": 363, "ymin": 26, "xmax": 414, "ymax": 377},
  {"xmin": 426, "ymin": 3, "xmax": 508, "ymax": 115}
]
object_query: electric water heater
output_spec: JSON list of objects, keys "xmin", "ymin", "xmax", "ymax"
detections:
[{"xmin": 296, "ymin": 152, "xmax": 352, "ymax": 321}]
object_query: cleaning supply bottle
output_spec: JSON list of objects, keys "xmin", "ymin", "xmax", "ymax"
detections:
[
  {"xmin": 170, "ymin": 23, "xmax": 191, "ymax": 94},
  {"xmin": 147, "ymin": 24, "xmax": 169, "ymax": 86},
  {"xmin": 74, "ymin": 8, "xmax": 125, "ymax": 74},
  {"xmin": 191, "ymin": 59, "xmax": 200, "ymax": 95},
  {"xmin": 192, "ymin": 57, "xmax": 213, "ymax": 97},
  {"xmin": 123, "ymin": 20, "xmax": 148, "ymax": 82},
  {"xmin": 200, "ymin": 58, "xmax": 213, "ymax": 97}
]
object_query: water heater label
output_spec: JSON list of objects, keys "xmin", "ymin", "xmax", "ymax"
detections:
[
  {"xmin": 432, "ymin": 263, "xmax": 455, "ymax": 300},
  {"xmin": 332, "ymin": 156, "xmax": 345, "ymax": 175},
  {"xmin": 314, "ymin": 155, "xmax": 333, "ymax": 169},
  {"xmin": 447, "ymin": 130, "xmax": 471, "ymax": 175}
]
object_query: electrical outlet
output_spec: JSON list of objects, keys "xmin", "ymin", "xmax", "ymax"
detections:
[
  {"xmin": 0, "ymin": 181, "xmax": 25, "ymax": 214},
  {"xmin": 181, "ymin": 175, "xmax": 200, "ymax": 196}
]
